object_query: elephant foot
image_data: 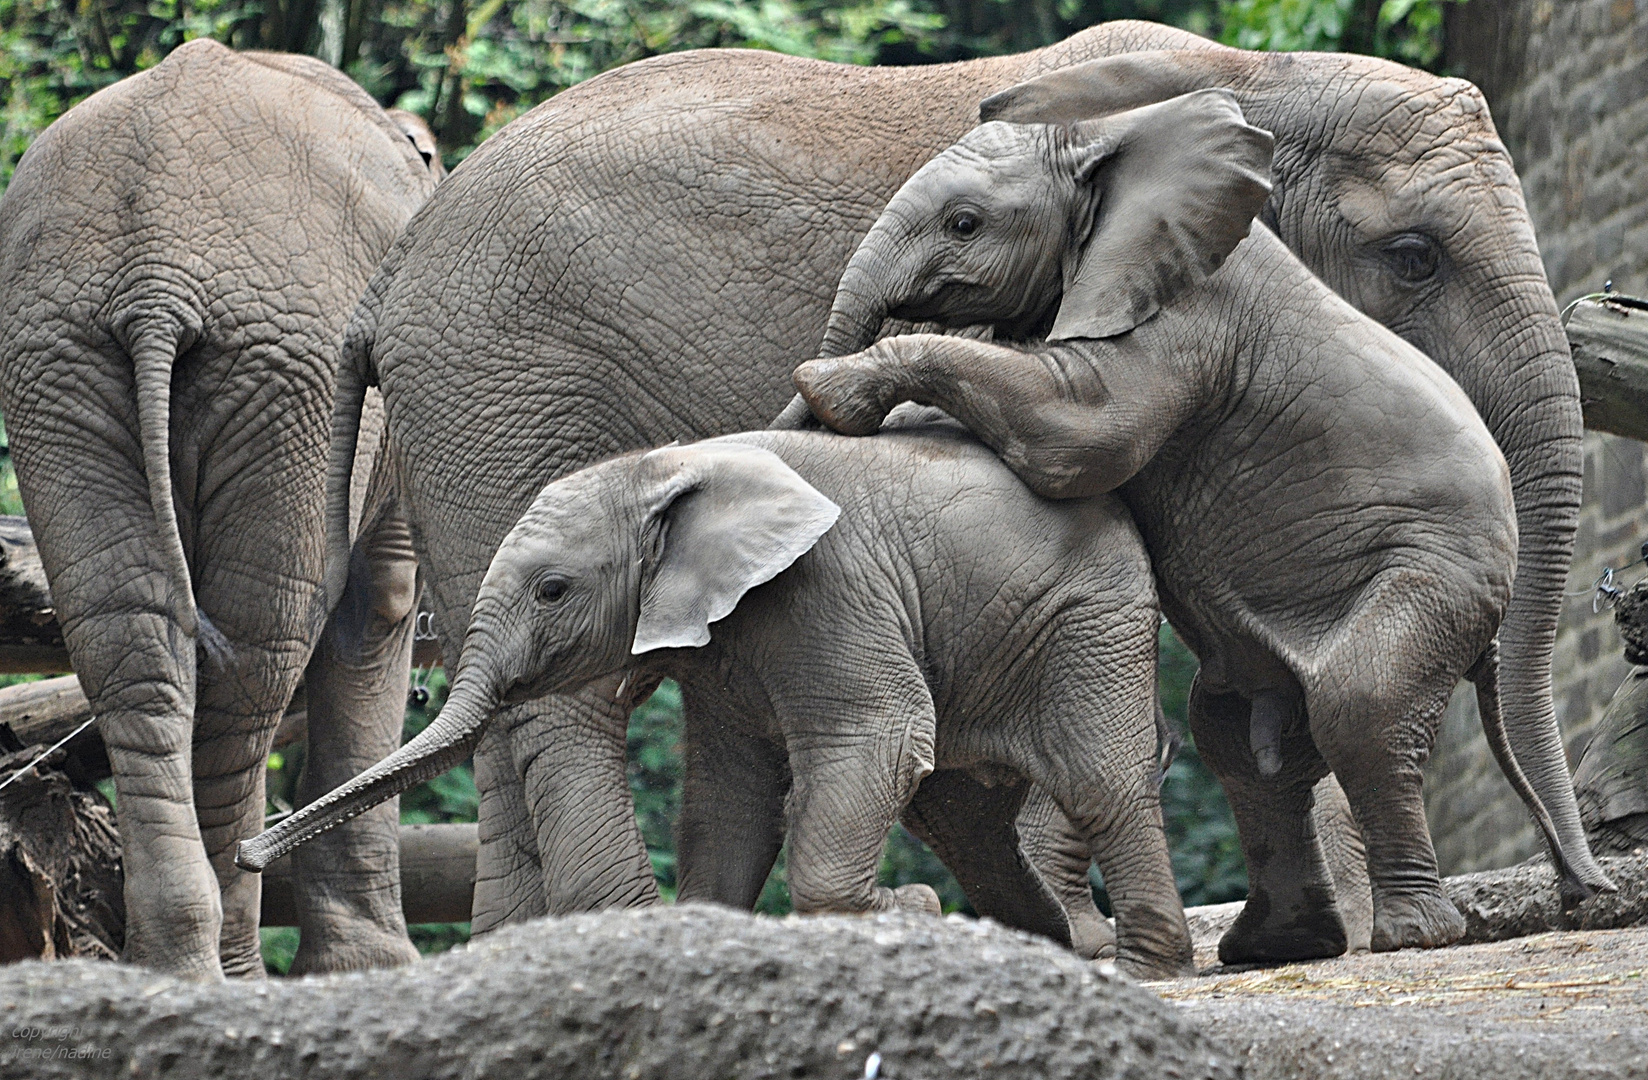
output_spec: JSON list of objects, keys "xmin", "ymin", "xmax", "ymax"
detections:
[
  {"xmin": 1067, "ymin": 909, "xmax": 1117, "ymax": 961},
  {"xmin": 792, "ymin": 355, "xmax": 895, "ymax": 437},
  {"xmin": 121, "ymin": 855, "xmax": 227, "ymax": 982},
  {"xmin": 1369, "ymin": 888, "xmax": 1465, "ymax": 952},
  {"xmin": 1217, "ymin": 891, "xmax": 1347, "ymax": 966},
  {"xmin": 1117, "ymin": 952, "xmax": 1195, "ymax": 982},
  {"xmin": 890, "ymin": 883, "xmax": 943, "ymax": 915},
  {"xmin": 290, "ymin": 925, "xmax": 421, "ymax": 976}
]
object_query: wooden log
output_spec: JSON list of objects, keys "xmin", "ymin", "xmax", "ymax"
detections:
[
  {"xmin": 0, "ymin": 676, "xmax": 105, "ymax": 784},
  {"xmin": 1568, "ymin": 295, "xmax": 1648, "ymax": 442},
  {"xmin": 0, "ymin": 748, "xmax": 122, "ymax": 962},
  {"xmin": 258, "ymin": 822, "xmax": 477, "ymax": 926}
]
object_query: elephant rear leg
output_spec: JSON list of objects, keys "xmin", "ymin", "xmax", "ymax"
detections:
[
  {"xmin": 1189, "ymin": 680, "xmax": 1347, "ymax": 966},
  {"xmin": 901, "ymin": 772, "xmax": 1112, "ymax": 958},
  {"xmin": 1004, "ymin": 686, "xmax": 1192, "ymax": 979},
  {"xmin": 191, "ymin": 629, "xmax": 314, "ymax": 978},
  {"xmin": 11, "ymin": 409, "xmax": 222, "ymax": 979},
  {"xmin": 777, "ymin": 665, "xmax": 943, "ymax": 918},
  {"xmin": 288, "ymin": 502, "xmax": 422, "ymax": 974},
  {"xmin": 1303, "ymin": 593, "xmax": 1469, "ymax": 953}
]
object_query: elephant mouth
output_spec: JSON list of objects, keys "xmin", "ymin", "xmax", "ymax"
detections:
[{"xmin": 891, "ymin": 283, "xmax": 1056, "ymax": 343}]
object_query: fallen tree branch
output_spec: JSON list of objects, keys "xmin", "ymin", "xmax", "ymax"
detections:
[
  {"xmin": 1567, "ymin": 295, "xmax": 1648, "ymax": 441},
  {"xmin": 259, "ymin": 823, "xmax": 476, "ymax": 926}
]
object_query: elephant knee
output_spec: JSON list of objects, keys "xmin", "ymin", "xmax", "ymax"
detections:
[{"xmin": 366, "ymin": 557, "xmax": 418, "ymax": 635}]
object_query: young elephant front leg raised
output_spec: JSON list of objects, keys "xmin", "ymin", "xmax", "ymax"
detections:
[{"xmin": 793, "ymin": 334, "xmax": 1197, "ymax": 501}]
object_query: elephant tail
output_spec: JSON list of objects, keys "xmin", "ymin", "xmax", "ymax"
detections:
[
  {"xmin": 322, "ymin": 316, "xmax": 373, "ymax": 614},
  {"xmin": 1470, "ymin": 639, "xmax": 1607, "ymax": 909},
  {"xmin": 131, "ymin": 318, "xmax": 202, "ymax": 642}
]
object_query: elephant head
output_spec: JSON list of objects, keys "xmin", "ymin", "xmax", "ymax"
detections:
[
  {"xmin": 810, "ymin": 88, "xmax": 1273, "ymax": 365},
  {"xmin": 968, "ymin": 48, "xmax": 1605, "ymax": 896},
  {"xmin": 237, "ymin": 440, "xmax": 839, "ymax": 871}
]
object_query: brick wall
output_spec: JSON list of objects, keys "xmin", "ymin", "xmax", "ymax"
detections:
[{"xmin": 1426, "ymin": 0, "xmax": 1648, "ymax": 872}]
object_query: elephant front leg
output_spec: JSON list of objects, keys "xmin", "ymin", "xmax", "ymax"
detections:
[
  {"xmin": 508, "ymin": 683, "xmax": 661, "ymax": 915},
  {"xmin": 470, "ymin": 723, "xmax": 547, "ymax": 935},
  {"xmin": 792, "ymin": 334, "xmax": 1195, "ymax": 500},
  {"xmin": 778, "ymin": 672, "xmax": 942, "ymax": 918},
  {"xmin": 675, "ymin": 710, "xmax": 788, "ymax": 910},
  {"xmin": 1190, "ymin": 681, "xmax": 1348, "ymax": 966},
  {"xmin": 288, "ymin": 507, "xmax": 423, "ymax": 974}
]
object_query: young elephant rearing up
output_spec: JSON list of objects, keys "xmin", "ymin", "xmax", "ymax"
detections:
[
  {"xmin": 240, "ymin": 422, "xmax": 1194, "ymax": 979},
  {"xmin": 785, "ymin": 89, "xmax": 1595, "ymax": 962}
]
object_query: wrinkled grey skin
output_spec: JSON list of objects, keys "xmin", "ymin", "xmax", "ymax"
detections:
[
  {"xmin": 0, "ymin": 40, "xmax": 438, "ymax": 979},
  {"xmin": 790, "ymin": 94, "xmax": 1583, "ymax": 963},
  {"xmin": 244, "ymin": 424, "xmax": 1195, "ymax": 978},
  {"xmin": 314, "ymin": 22, "xmax": 1590, "ymax": 940}
]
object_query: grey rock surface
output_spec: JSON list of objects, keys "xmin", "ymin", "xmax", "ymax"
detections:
[
  {"xmin": 0, "ymin": 905, "xmax": 1236, "ymax": 1080},
  {"xmin": 1152, "ymin": 926, "xmax": 1648, "ymax": 1080}
]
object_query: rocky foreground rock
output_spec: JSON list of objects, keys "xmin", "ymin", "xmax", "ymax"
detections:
[{"xmin": 0, "ymin": 905, "xmax": 1234, "ymax": 1080}]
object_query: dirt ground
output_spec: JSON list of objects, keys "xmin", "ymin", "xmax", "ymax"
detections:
[{"xmin": 1148, "ymin": 927, "xmax": 1648, "ymax": 1079}]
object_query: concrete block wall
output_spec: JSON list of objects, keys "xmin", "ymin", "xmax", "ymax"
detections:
[{"xmin": 1427, "ymin": 0, "xmax": 1648, "ymax": 872}]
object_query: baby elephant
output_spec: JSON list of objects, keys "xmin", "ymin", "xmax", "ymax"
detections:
[
  {"xmin": 788, "ymin": 89, "xmax": 1598, "ymax": 961},
  {"xmin": 241, "ymin": 422, "xmax": 1195, "ymax": 979}
]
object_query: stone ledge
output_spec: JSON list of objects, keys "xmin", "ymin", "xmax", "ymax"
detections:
[{"xmin": 1155, "ymin": 927, "xmax": 1648, "ymax": 1080}]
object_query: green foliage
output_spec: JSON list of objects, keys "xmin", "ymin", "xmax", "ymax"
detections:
[
  {"xmin": 1215, "ymin": 0, "xmax": 1461, "ymax": 67},
  {"xmin": 1157, "ymin": 624, "xmax": 1247, "ymax": 905},
  {"xmin": 260, "ymin": 925, "xmax": 301, "ymax": 974},
  {"xmin": 0, "ymin": 0, "xmax": 1465, "ymax": 190},
  {"xmin": 627, "ymin": 677, "xmax": 683, "ymax": 896}
]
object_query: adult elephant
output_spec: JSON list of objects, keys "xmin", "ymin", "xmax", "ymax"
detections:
[
  {"xmin": 325, "ymin": 21, "xmax": 1598, "ymax": 935},
  {"xmin": 0, "ymin": 40, "xmax": 439, "ymax": 979}
]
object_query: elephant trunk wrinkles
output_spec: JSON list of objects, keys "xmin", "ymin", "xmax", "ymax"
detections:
[
  {"xmin": 817, "ymin": 248, "xmax": 893, "ymax": 359},
  {"xmin": 236, "ymin": 656, "xmax": 501, "ymax": 872}
]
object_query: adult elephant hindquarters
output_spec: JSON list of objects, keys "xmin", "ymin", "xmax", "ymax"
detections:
[
  {"xmin": 0, "ymin": 40, "xmax": 437, "ymax": 979},
  {"xmin": 325, "ymin": 21, "xmax": 1598, "ymax": 938}
]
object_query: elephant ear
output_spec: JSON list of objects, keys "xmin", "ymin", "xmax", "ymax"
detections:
[
  {"xmin": 632, "ymin": 440, "xmax": 841, "ymax": 654},
  {"xmin": 980, "ymin": 49, "xmax": 1254, "ymax": 126},
  {"xmin": 1050, "ymin": 89, "xmax": 1273, "ymax": 341}
]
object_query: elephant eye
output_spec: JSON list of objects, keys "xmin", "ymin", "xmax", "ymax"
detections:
[
  {"xmin": 948, "ymin": 211, "xmax": 981, "ymax": 238},
  {"xmin": 1380, "ymin": 232, "xmax": 1441, "ymax": 283},
  {"xmin": 537, "ymin": 577, "xmax": 570, "ymax": 604}
]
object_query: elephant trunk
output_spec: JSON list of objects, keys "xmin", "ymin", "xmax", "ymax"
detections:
[
  {"xmin": 818, "ymin": 241, "xmax": 895, "ymax": 358},
  {"xmin": 773, "ymin": 229, "xmax": 895, "ymax": 429},
  {"xmin": 1477, "ymin": 306, "xmax": 1611, "ymax": 897},
  {"xmin": 236, "ymin": 651, "xmax": 503, "ymax": 872}
]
